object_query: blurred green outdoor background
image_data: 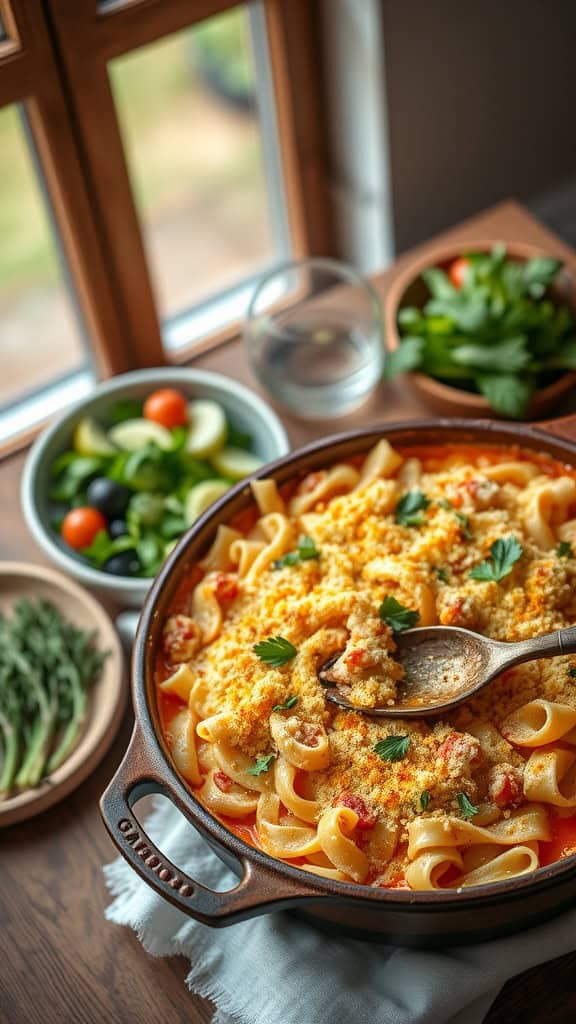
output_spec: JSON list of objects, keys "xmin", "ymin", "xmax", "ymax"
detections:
[{"xmin": 0, "ymin": 6, "xmax": 275, "ymax": 405}]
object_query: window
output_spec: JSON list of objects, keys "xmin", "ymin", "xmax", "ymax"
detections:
[
  {"xmin": 0, "ymin": 105, "xmax": 94, "ymax": 443},
  {"xmin": 0, "ymin": 0, "xmax": 332, "ymax": 452}
]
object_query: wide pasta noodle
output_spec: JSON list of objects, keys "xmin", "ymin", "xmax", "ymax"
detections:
[
  {"xmin": 289, "ymin": 464, "xmax": 359, "ymax": 516},
  {"xmin": 213, "ymin": 740, "xmax": 274, "ymax": 794},
  {"xmin": 405, "ymin": 848, "xmax": 464, "ymax": 890},
  {"xmin": 520, "ymin": 476, "xmax": 576, "ymax": 548},
  {"xmin": 256, "ymin": 793, "xmax": 322, "ymax": 857},
  {"xmin": 316, "ymin": 807, "xmax": 369, "ymax": 882},
  {"xmin": 407, "ymin": 804, "xmax": 550, "ymax": 857},
  {"xmin": 250, "ymin": 478, "xmax": 286, "ymax": 515},
  {"xmin": 502, "ymin": 699, "xmax": 576, "ymax": 747},
  {"xmin": 274, "ymin": 756, "xmax": 319, "ymax": 822},
  {"xmin": 524, "ymin": 749, "xmax": 576, "ymax": 807},
  {"xmin": 167, "ymin": 709, "xmax": 202, "ymax": 786},
  {"xmin": 199, "ymin": 770, "xmax": 259, "ymax": 817},
  {"xmin": 244, "ymin": 513, "xmax": 294, "ymax": 582},
  {"xmin": 355, "ymin": 439, "xmax": 403, "ymax": 489},
  {"xmin": 269, "ymin": 713, "xmax": 330, "ymax": 771},
  {"xmin": 199, "ymin": 525, "xmax": 242, "ymax": 571}
]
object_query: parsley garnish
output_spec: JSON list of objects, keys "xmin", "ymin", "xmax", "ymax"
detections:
[
  {"xmin": 433, "ymin": 566, "xmax": 449, "ymax": 583},
  {"xmin": 457, "ymin": 792, "xmax": 479, "ymax": 819},
  {"xmin": 374, "ymin": 734, "xmax": 411, "ymax": 762},
  {"xmin": 395, "ymin": 491, "xmax": 431, "ymax": 527},
  {"xmin": 379, "ymin": 596, "xmax": 420, "ymax": 633},
  {"xmin": 455, "ymin": 511, "xmax": 473, "ymax": 540},
  {"xmin": 438, "ymin": 499, "xmax": 472, "ymax": 539},
  {"xmin": 253, "ymin": 636, "xmax": 297, "ymax": 667},
  {"xmin": 469, "ymin": 536, "xmax": 523, "ymax": 583},
  {"xmin": 568, "ymin": 667, "xmax": 576, "ymax": 679},
  {"xmin": 246, "ymin": 753, "xmax": 276, "ymax": 776},
  {"xmin": 420, "ymin": 791, "xmax": 431, "ymax": 811},
  {"xmin": 271, "ymin": 695, "xmax": 299, "ymax": 712},
  {"xmin": 273, "ymin": 536, "xmax": 320, "ymax": 569},
  {"xmin": 557, "ymin": 541, "xmax": 573, "ymax": 559}
]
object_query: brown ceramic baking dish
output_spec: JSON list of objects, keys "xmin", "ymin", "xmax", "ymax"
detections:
[{"xmin": 101, "ymin": 412, "xmax": 576, "ymax": 947}]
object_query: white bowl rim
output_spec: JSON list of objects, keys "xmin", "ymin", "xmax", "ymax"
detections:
[{"xmin": 21, "ymin": 367, "xmax": 290, "ymax": 595}]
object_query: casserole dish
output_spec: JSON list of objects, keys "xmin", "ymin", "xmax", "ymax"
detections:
[{"xmin": 101, "ymin": 412, "xmax": 576, "ymax": 946}]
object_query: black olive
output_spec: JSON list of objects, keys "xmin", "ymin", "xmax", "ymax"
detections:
[
  {"xmin": 108, "ymin": 519, "xmax": 129, "ymax": 539},
  {"xmin": 103, "ymin": 550, "xmax": 141, "ymax": 576},
  {"xmin": 86, "ymin": 477, "xmax": 132, "ymax": 518}
]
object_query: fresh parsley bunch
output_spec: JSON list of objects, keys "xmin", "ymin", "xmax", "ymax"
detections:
[{"xmin": 385, "ymin": 244, "xmax": 576, "ymax": 419}]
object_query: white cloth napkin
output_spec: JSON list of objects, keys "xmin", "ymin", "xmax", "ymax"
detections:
[{"xmin": 104, "ymin": 797, "xmax": 575, "ymax": 1024}]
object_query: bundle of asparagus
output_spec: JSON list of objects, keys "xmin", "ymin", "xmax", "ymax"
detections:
[{"xmin": 0, "ymin": 598, "xmax": 107, "ymax": 796}]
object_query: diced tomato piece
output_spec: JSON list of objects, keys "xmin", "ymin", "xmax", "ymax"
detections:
[
  {"xmin": 214, "ymin": 771, "xmax": 233, "ymax": 793},
  {"xmin": 296, "ymin": 722, "xmax": 322, "ymax": 748},
  {"xmin": 448, "ymin": 256, "xmax": 470, "ymax": 290},
  {"xmin": 384, "ymin": 875, "xmax": 411, "ymax": 890},
  {"xmin": 345, "ymin": 648, "xmax": 366, "ymax": 669},
  {"xmin": 300, "ymin": 471, "xmax": 325, "ymax": 494},
  {"xmin": 212, "ymin": 572, "xmax": 239, "ymax": 603},
  {"xmin": 437, "ymin": 731, "xmax": 482, "ymax": 771},
  {"xmin": 487, "ymin": 765, "xmax": 523, "ymax": 808},
  {"xmin": 333, "ymin": 791, "xmax": 377, "ymax": 830}
]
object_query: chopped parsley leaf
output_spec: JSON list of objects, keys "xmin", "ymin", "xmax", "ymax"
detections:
[
  {"xmin": 274, "ymin": 535, "xmax": 320, "ymax": 569},
  {"xmin": 253, "ymin": 636, "xmax": 297, "ymax": 667},
  {"xmin": 374, "ymin": 734, "xmax": 411, "ymax": 762},
  {"xmin": 395, "ymin": 491, "xmax": 431, "ymax": 528},
  {"xmin": 557, "ymin": 540, "xmax": 573, "ymax": 559},
  {"xmin": 271, "ymin": 695, "xmax": 299, "ymax": 712},
  {"xmin": 457, "ymin": 792, "xmax": 479, "ymax": 819},
  {"xmin": 379, "ymin": 596, "xmax": 420, "ymax": 633},
  {"xmin": 246, "ymin": 753, "xmax": 276, "ymax": 776},
  {"xmin": 419, "ymin": 791, "xmax": 431, "ymax": 811},
  {"xmin": 469, "ymin": 536, "xmax": 523, "ymax": 584}
]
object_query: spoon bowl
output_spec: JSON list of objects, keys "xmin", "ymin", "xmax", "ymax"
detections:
[{"xmin": 319, "ymin": 623, "xmax": 576, "ymax": 718}]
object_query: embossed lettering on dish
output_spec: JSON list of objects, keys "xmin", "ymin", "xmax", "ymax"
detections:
[{"xmin": 118, "ymin": 819, "xmax": 193, "ymax": 897}]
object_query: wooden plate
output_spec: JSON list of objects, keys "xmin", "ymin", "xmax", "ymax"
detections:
[{"xmin": 0, "ymin": 562, "xmax": 126, "ymax": 826}]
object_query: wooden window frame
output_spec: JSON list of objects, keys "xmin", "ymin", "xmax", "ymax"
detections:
[
  {"xmin": 0, "ymin": 0, "xmax": 333, "ymax": 455},
  {"xmin": 46, "ymin": 0, "xmax": 335, "ymax": 362}
]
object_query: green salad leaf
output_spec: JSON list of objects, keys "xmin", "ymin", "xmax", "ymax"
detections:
[{"xmin": 388, "ymin": 245, "xmax": 576, "ymax": 419}]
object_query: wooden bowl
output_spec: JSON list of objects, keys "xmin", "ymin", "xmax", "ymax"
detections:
[
  {"xmin": 385, "ymin": 239, "xmax": 576, "ymax": 418},
  {"xmin": 0, "ymin": 562, "xmax": 125, "ymax": 826}
]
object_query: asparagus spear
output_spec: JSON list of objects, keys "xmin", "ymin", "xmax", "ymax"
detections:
[{"xmin": 0, "ymin": 599, "xmax": 107, "ymax": 798}]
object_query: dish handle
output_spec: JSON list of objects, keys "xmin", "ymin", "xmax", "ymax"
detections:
[{"xmin": 100, "ymin": 725, "xmax": 327, "ymax": 926}]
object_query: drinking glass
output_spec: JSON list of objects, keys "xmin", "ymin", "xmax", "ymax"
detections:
[{"xmin": 243, "ymin": 258, "xmax": 383, "ymax": 419}]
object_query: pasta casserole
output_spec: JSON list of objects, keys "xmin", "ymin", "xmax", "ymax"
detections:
[{"xmin": 155, "ymin": 439, "xmax": 576, "ymax": 891}]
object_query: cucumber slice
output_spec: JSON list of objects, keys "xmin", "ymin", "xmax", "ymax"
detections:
[
  {"xmin": 73, "ymin": 416, "xmax": 117, "ymax": 457},
  {"xmin": 211, "ymin": 446, "xmax": 264, "ymax": 480},
  {"xmin": 185, "ymin": 479, "xmax": 231, "ymax": 526},
  {"xmin": 108, "ymin": 418, "xmax": 173, "ymax": 451},
  {"xmin": 185, "ymin": 400, "xmax": 227, "ymax": 458}
]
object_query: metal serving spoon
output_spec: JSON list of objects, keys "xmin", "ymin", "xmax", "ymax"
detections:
[{"xmin": 318, "ymin": 625, "xmax": 576, "ymax": 718}]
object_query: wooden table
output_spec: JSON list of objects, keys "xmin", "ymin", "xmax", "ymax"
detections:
[{"xmin": 2, "ymin": 200, "xmax": 576, "ymax": 1024}]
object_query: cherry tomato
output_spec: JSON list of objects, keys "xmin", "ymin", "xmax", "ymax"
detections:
[
  {"xmin": 448, "ymin": 256, "xmax": 470, "ymax": 289},
  {"xmin": 143, "ymin": 388, "xmax": 188, "ymax": 428},
  {"xmin": 61, "ymin": 507, "xmax": 107, "ymax": 550}
]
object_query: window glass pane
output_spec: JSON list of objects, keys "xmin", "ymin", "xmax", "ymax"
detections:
[
  {"xmin": 0, "ymin": 105, "xmax": 91, "ymax": 421},
  {"xmin": 109, "ymin": 3, "xmax": 290, "ymax": 345}
]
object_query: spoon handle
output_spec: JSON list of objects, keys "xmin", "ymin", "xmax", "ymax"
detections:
[{"xmin": 494, "ymin": 625, "xmax": 576, "ymax": 673}]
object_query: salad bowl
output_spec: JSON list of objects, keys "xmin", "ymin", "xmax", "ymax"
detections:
[
  {"xmin": 21, "ymin": 368, "xmax": 289, "ymax": 607},
  {"xmin": 385, "ymin": 239, "xmax": 576, "ymax": 419}
]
